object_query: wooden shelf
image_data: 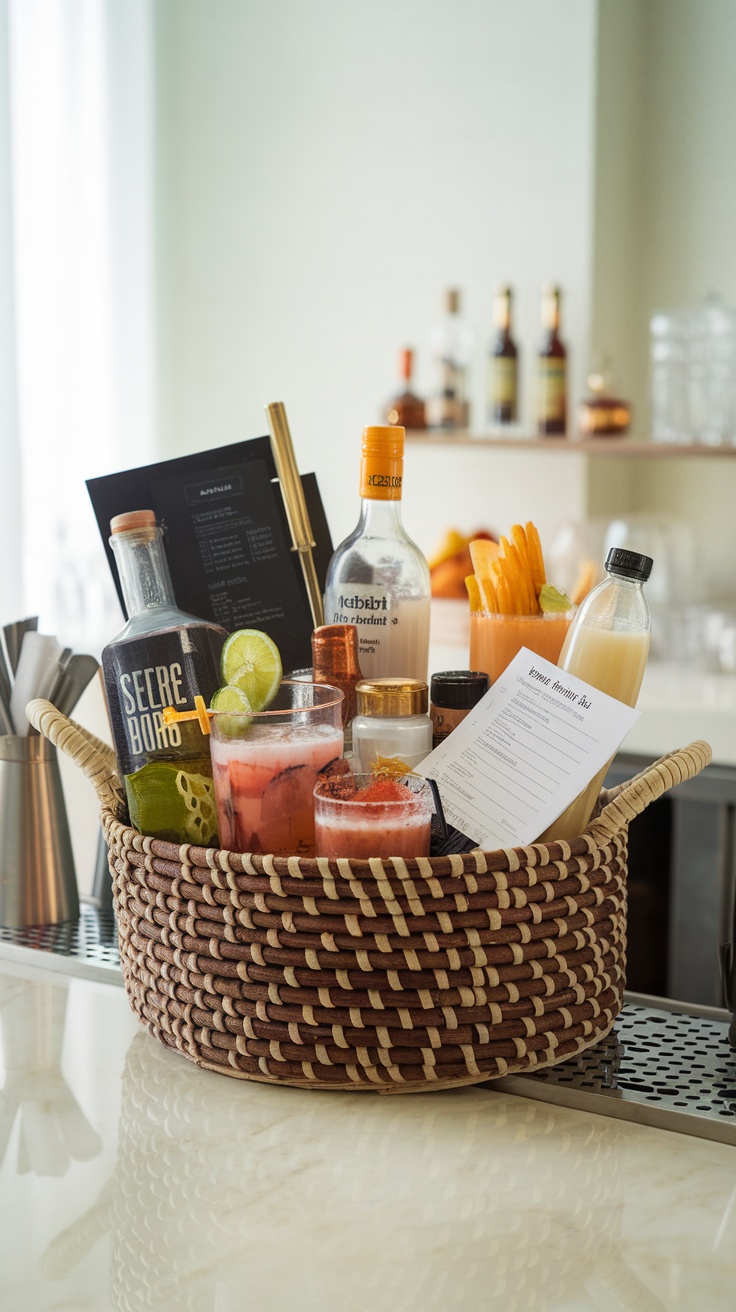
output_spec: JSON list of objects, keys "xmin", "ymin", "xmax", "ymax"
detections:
[{"xmin": 405, "ymin": 431, "xmax": 736, "ymax": 457}]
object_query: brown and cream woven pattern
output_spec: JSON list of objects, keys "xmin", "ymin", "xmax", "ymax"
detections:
[{"xmin": 27, "ymin": 699, "xmax": 711, "ymax": 1093}]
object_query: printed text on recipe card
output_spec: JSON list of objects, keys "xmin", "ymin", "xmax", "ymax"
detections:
[{"xmin": 417, "ymin": 647, "xmax": 640, "ymax": 850}]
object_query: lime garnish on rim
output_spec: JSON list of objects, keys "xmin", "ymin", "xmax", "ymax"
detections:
[
  {"xmin": 538, "ymin": 583, "xmax": 573, "ymax": 614},
  {"xmin": 210, "ymin": 684, "xmax": 253, "ymax": 715},
  {"xmin": 210, "ymin": 683, "xmax": 253, "ymax": 737},
  {"xmin": 220, "ymin": 629, "xmax": 282, "ymax": 711}
]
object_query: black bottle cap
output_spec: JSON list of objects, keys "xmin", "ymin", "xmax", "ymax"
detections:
[
  {"xmin": 430, "ymin": 670, "xmax": 490, "ymax": 710},
  {"xmin": 605, "ymin": 548, "xmax": 653, "ymax": 582}
]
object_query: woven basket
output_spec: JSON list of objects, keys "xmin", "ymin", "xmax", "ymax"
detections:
[{"xmin": 28, "ymin": 698, "xmax": 711, "ymax": 1094}]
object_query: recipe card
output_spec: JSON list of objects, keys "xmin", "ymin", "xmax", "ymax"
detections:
[
  {"xmin": 87, "ymin": 438, "xmax": 333, "ymax": 675},
  {"xmin": 417, "ymin": 647, "xmax": 640, "ymax": 849}
]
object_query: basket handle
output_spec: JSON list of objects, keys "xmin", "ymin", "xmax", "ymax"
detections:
[
  {"xmin": 585, "ymin": 740, "xmax": 712, "ymax": 844},
  {"xmin": 26, "ymin": 697, "xmax": 127, "ymax": 821}
]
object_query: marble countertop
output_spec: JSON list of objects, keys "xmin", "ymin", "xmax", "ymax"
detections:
[{"xmin": 1, "ymin": 960, "xmax": 735, "ymax": 1311}]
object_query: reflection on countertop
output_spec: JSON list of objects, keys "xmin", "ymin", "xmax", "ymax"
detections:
[{"xmin": 1, "ymin": 961, "xmax": 735, "ymax": 1310}]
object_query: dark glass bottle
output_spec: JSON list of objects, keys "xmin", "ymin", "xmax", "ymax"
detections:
[
  {"xmin": 536, "ymin": 283, "xmax": 567, "ymax": 436},
  {"xmin": 386, "ymin": 348, "xmax": 426, "ymax": 430},
  {"xmin": 101, "ymin": 510, "xmax": 227, "ymax": 844},
  {"xmin": 487, "ymin": 286, "xmax": 518, "ymax": 427},
  {"xmin": 578, "ymin": 369, "xmax": 632, "ymax": 438}
]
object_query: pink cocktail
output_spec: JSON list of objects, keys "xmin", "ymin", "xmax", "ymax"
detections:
[
  {"xmin": 314, "ymin": 773, "xmax": 433, "ymax": 860},
  {"xmin": 210, "ymin": 682, "xmax": 344, "ymax": 857}
]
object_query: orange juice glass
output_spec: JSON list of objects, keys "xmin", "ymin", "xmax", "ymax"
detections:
[{"xmin": 469, "ymin": 611, "xmax": 575, "ymax": 685}]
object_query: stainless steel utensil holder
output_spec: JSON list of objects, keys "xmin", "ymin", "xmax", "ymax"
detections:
[{"xmin": 0, "ymin": 735, "xmax": 79, "ymax": 927}]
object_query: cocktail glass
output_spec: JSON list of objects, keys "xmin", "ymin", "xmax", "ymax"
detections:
[
  {"xmin": 210, "ymin": 681, "xmax": 344, "ymax": 857},
  {"xmin": 469, "ymin": 611, "xmax": 574, "ymax": 685},
  {"xmin": 313, "ymin": 772, "xmax": 434, "ymax": 860}
]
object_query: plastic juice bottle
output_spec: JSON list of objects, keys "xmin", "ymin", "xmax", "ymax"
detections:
[
  {"xmin": 323, "ymin": 425, "xmax": 430, "ymax": 682},
  {"xmin": 101, "ymin": 510, "xmax": 226, "ymax": 844},
  {"xmin": 537, "ymin": 547, "xmax": 652, "ymax": 843}
]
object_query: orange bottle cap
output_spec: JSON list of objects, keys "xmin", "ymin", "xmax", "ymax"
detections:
[{"xmin": 359, "ymin": 426, "xmax": 404, "ymax": 500}]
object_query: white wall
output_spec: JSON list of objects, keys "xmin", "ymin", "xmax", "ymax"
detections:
[
  {"xmin": 0, "ymin": 0, "xmax": 22, "ymax": 622},
  {"xmin": 154, "ymin": 0, "xmax": 598, "ymax": 555},
  {"xmin": 152, "ymin": 0, "xmax": 736, "ymax": 604},
  {"xmin": 590, "ymin": 0, "xmax": 736, "ymax": 599}
]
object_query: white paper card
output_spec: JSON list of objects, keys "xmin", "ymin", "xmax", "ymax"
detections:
[{"xmin": 417, "ymin": 646, "xmax": 640, "ymax": 849}]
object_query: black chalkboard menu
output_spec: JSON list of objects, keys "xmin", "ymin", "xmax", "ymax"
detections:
[{"xmin": 87, "ymin": 438, "xmax": 333, "ymax": 674}]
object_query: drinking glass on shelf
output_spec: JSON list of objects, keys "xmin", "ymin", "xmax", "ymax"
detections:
[
  {"xmin": 650, "ymin": 295, "xmax": 736, "ymax": 446},
  {"xmin": 313, "ymin": 772, "xmax": 434, "ymax": 860},
  {"xmin": 469, "ymin": 611, "xmax": 574, "ymax": 686},
  {"xmin": 209, "ymin": 681, "xmax": 344, "ymax": 857}
]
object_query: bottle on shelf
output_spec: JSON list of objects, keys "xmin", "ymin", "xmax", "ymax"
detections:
[
  {"xmin": 578, "ymin": 367, "xmax": 632, "ymax": 438},
  {"xmin": 311, "ymin": 623, "xmax": 363, "ymax": 753},
  {"xmin": 323, "ymin": 425, "xmax": 431, "ymax": 683},
  {"xmin": 537, "ymin": 547, "xmax": 652, "ymax": 844},
  {"xmin": 426, "ymin": 288, "xmax": 474, "ymax": 431},
  {"xmin": 536, "ymin": 283, "xmax": 567, "ymax": 436},
  {"xmin": 101, "ymin": 510, "xmax": 227, "ymax": 845},
  {"xmin": 385, "ymin": 348, "xmax": 426, "ymax": 430},
  {"xmin": 487, "ymin": 285, "xmax": 519, "ymax": 429}
]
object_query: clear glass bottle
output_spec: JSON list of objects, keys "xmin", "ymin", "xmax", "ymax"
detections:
[
  {"xmin": 537, "ymin": 283, "xmax": 567, "ymax": 436},
  {"xmin": 101, "ymin": 510, "xmax": 227, "ymax": 844},
  {"xmin": 385, "ymin": 347, "xmax": 426, "ymax": 430},
  {"xmin": 426, "ymin": 288, "xmax": 474, "ymax": 431},
  {"xmin": 487, "ymin": 286, "xmax": 519, "ymax": 429},
  {"xmin": 323, "ymin": 425, "xmax": 431, "ymax": 682},
  {"xmin": 351, "ymin": 678, "xmax": 432, "ymax": 773},
  {"xmin": 537, "ymin": 547, "xmax": 652, "ymax": 843}
]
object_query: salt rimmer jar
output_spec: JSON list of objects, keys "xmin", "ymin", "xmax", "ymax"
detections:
[{"xmin": 350, "ymin": 677, "xmax": 432, "ymax": 772}]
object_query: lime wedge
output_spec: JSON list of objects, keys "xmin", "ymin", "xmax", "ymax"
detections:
[
  {"xmin": 210, "ymin": 683, "xmax": 253, "ymax": 737},
  {"xmin": 539, "ymin": 583, "xmax": 573, "ymax": 614},
  {"xmin": 221, "ymin": 629, "xmax": 282, "ymax": 710},
  {"xmin": 210, "ymin": 684, "xmax": 253, "ymax": 715}
]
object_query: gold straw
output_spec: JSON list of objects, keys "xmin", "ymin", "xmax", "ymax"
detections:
[{"xmin": 265, "ymin": 401, "xmax": 324, "ymax": 627}]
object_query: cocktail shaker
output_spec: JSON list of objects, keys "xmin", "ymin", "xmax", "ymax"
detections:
[{"xmin": 0, "ymin": 734, "xmax": 78, "ymax": 927}]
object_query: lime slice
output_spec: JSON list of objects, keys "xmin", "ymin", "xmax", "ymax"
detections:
[
  {"xmin": 220, "ymin": 629, "xmax": 282, "ymax": 711},
  {"xmin": 125, "ymin": 761, "xmax": 218, "ymax": 845},
  {"xmin": 210, "ymin": 684, "xmax": 253, "ymax": 715},
  {"xmin": 539, "ymin": 583, "xmax": 573, "ymax": 614},
  {"xmin": 210, "ymin": 683, "xmax": 253, "ymax": 737}
]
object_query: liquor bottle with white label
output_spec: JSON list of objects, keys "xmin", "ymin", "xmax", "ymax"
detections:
[
  {"xmin": 487, "ymin": 285, "xmax": 519, "ymax": 429},
  {"xmin": 323, "ymin": 426, "xmax": 430, "ymax": 682},
  {"xmin": 101, "ymin": 510, "xmax": 227, "ymax": 845}
]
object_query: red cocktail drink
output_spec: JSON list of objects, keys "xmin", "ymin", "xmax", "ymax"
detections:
[
  {"xmin": 314, "ymin": 774, "xmax": 433, "ymax": 860},
  {"xmin": 210, "ymin": 682, "xmax": 344, "ymax": 857}
]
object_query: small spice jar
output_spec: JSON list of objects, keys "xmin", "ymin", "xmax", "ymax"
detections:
[
  {"xmin": 430, "ymin": 670, "xmax": 489, "ymax": 748},
  {"xmin": 351, "ymin": 678, "xmax": 432, "ymax": 773}
]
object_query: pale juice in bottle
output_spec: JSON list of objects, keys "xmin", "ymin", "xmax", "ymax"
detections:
[{"xmin": 537, "ymin": 549, "xmax": 653, "ymax": 844}]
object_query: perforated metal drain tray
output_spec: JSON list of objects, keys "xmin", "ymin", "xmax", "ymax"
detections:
[
  {"xmin": 494, "ymin": 994, "xmax": 736, "ymax": 1146},
  {"xmin": 1, "ymin": 911, "xmax": 734, "ymax": 1144},
  {"xmin": 0, "ymin": 902, "xmax": 120, "ymax": 984}
]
